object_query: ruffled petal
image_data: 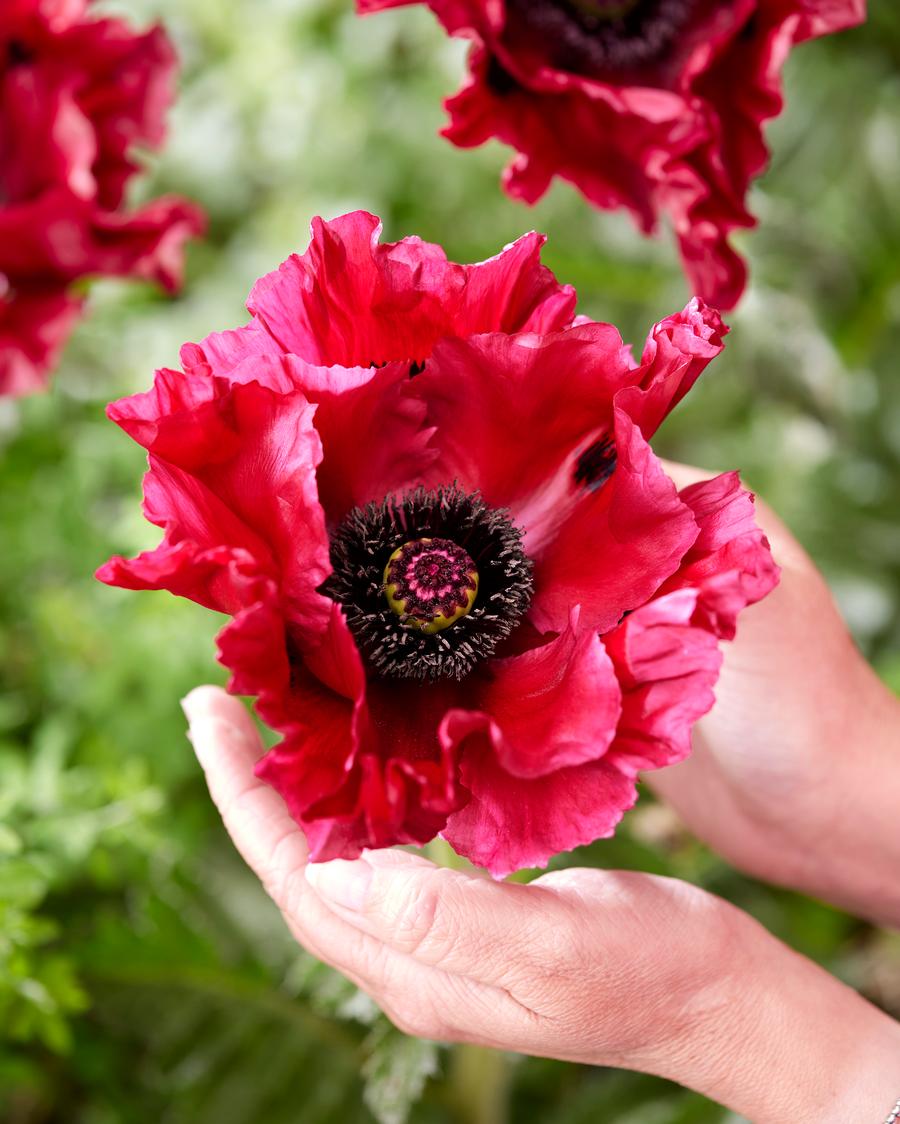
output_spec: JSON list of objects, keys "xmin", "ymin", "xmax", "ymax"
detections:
[
  {"xmin": 220, "ymin": 596, "xmax": 371, "ymax": 858},
  {"xmin": 261, "ymin": 674, "xmax": 466, "ymax": 862},
  {"xmin": 450, "ymin": 226, "xmax": 577, "ymax": 336},
  {"xmin": 0, "ymin": 283, "xmax": 82, "ymax": 396},
  {"xmin": 670, "ymin": 0, "xmax": 865, "ymax": 308},
  {"xmin": 103, "ymin": 378, "xmax": 334, "ymax": 639},
  {"xmin": 275, "ymin": 358, "xmax": 437, "ymax": 525},
  {"xmin": 444, "ymin": 45, "xmax": 703, "ymax": 232},
  {"xmin": 414, "ymin": 322, "xmax": 634, "ymax": 515},
  {"xmin": 216, "ymin": 580, "xmax": 465, "ymax": 862},
  {"xmin": 793, "ymin": 0, "xmax": 866, "ymax": 40},
  {"xmin": 656, "ymin": 471, "xmax": 780, "ymax": 639},
  {"xmin": 602, "ymin": 589, "xmax": 723, "ymax": 774},
  {"xmin": 63, "ymin": 18, "xmax": 177, "ymax": 209},
  {"xmin": 598, "ymin": 474, "xmax": 778, "ymax": 776},
  {"xmin": 614, "ymin": 298, "xmax": 727, "ymax": 440},
  {"xmin": 85, "ymin": 196, "xmax": 205, "ymax": 293},
  {"xmin": 433, "ymin": 609, "xmax": 627, "ymax": 876},
  {"xmin": 156, "ymin": 350, "xmax": 436, "ymax": 528},
  {"xmin": 246, "ymin": 211, "xmax": 575, "ymax": 366},
  {"xmin": 442, "ymin": 722, "xmax": 637, "ymax": 877},
  {"xmin": 529, "ymin": 410, "xmax": 698, "ymax": 634},
  {"xmin": 0, "ymin": 66, "xmax": 96, "ymax": 203},
  {"xmin": 96, "ymin": 538, "xmax": 271, "ymax": 617},
  {"xmin": 0, "ymin": 188, "xmax": 204, "ymax": 291},
  {"xmin": 369, "ymin": 1, "xmax": 863, "ymax": 309},
  {"xmin": 357, "ymin": 0, "xmax": 490, "ymax": 35},
  {"xmin": 179, "ymin": 323, "xmax": 281, "ymax": 380},
  {"xmin": 0, "ymin": 0, "xmax": 203, "ymax": 396},
  {"xmin": 451, "ymin": 607, "xmax": 622, "ymax": 780}
]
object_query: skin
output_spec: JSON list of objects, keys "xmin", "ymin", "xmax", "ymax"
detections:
[
  {"xmin": 651, "ymin": 463, "xmax": 900, "ymax": 930},
  {"xmin": 182, "ymin": 469, "xmax": 900, "ymax": 1122}
]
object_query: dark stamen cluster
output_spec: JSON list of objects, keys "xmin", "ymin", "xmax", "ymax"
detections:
[
  {"xmin": 506, "ymin": 0, "xmax": 696, "ymax": 75},
  {"xmin": 324, "ymin": 485, "xmax": 534, "ymax": 681}
]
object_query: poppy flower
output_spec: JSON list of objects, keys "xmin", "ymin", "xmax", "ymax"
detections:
[
  {"xmin": 358, "ymin": 0, "xmax": 865, "ymax": 310},
  {"xmin": 0, "ymin": 0, "xmax": 205, "ymax": 396},
  {"xmin": 98, "ymin": 211, "xmax": 778, "ymax": 877}
]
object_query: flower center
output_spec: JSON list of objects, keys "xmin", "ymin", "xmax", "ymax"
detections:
[
  {"xmin": 505, "ymin": 0, "xmax": 697, "ymax": 75},
  {"xmin": 324, "ymin": 485, "xmax": 533, "ymax": 681},
  {"xmin": 384, "ymin": 538, "xmax": 479, "ymax": 634}
]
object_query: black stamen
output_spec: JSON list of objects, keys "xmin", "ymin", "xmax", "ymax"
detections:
[
  {"xmin": 505, "ymin": 0, "xmax": 696, "ymax": 76},
  {"xmin": 323, "ymin": 485, "xmax": 534, "ymax": 681}
]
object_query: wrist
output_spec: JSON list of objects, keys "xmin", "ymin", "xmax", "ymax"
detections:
[
  {"xmin": 668, "ymin": 903, "xmax": 900, "ymax": 1123},
  {"xmin": 782, "ymin": 671, "xmax": 900, "ymax": 929}
]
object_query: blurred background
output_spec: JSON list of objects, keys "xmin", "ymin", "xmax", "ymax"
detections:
[{"xmin": 2, "ymin": 2, "xmax": 900, "ymax": 1121}]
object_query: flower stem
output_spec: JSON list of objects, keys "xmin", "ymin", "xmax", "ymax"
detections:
[
  {"xmin": 449, "ymin": 1042, "xmax": 511, "ymax": 1124},
  {"xmin": 424, "ymin": 838, "xmax": 512, "ymax": 1124}
]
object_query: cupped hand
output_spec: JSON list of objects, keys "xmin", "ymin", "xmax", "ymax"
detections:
[
  {"xmin": 653, "ymin": 465, "xmax": 900, "ymax": 926},
  {"xmin": 182, "ymin": 686, "xmax": 900, "ymax": 1124},
  {"xmin": 183, "ymin": 686, "xmax": 736, "ymax": 1073}
]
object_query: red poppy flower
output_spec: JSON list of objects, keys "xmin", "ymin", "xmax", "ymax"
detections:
[
  {"xmin": 98, "ymin": 211, "xmax": 778, "ymax": 876},
  {"xmin": 0, "ymin": 0, "xmax": 205, "ymax": 396},
  {"xmin": 358, "ymin": 0, "xmax": 864, "ymax": 310}
]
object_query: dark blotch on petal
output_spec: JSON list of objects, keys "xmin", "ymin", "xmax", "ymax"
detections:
[
  {"xmin": 485, "ymin": 55, "xmax": 520, "ymax": 95},
  {"xmin": 574, "ymin": 436, "xmax": 617, "ymax": 490}
]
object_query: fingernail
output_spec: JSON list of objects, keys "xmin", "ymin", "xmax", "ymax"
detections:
[{"xmin": 306, "ymin": 858, "xmax": 373, "ymax": 912}]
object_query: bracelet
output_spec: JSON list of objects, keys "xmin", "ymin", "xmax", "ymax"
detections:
[{"xmin": 884, "ymin": 1097, "xmax": 900, "ymax": 1124}]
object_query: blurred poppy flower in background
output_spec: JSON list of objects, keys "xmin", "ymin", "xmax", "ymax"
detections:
[
  {"xmin": 98, "ymin": 211, "xmax": 777, "ymax": 877},
  {"xmin": 358, "ymin": 0, "xmax": 865, "ymax": 310},
  {"xmin": 0, "ymin": 0, "xmax": 205, "ymax": 396}
]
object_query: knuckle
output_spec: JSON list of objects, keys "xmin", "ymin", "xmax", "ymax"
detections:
[
  {"xmin": 520, "ymin": 910, "xmax": 585, "ymax": 979},
  {"xmin": 388, "ymin": 873, "xmax": 454, "ymax": 963},
  {"xmin": 508, "ymin": 918, "xmax": 593, "ymax": 1009}
]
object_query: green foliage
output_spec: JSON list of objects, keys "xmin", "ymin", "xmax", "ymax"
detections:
[
  {"xmin": 1, "ymin": 1, "xmax": 899, "ymax": 1122},
  {"xmin": 362, "ymin": 1025, "xmax": 441, "ymax": 1124}
]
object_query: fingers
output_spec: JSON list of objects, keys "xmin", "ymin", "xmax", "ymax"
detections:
[
  {"xmin": 183, "ymin": 689, "xmax": 695, "ymax": 1058},
  {"xmin": 182, "ymin": 685, "xmax": 309, "ymax": 890},
  {"xmin": 183, "ymin": 687, "xmax": 394, "ymax": 978},
  {"xmin": 304, "ymin": 850, "xmax": 577, "ymax": 993},
  {"xmin": 182, "ymin": 689, "xmax": 529, "ymax": 1039},
  {"xmin": 292, "ymin": 851, "xmax": 536, "ymax": 1047},
  {"xmin": 182, "ymin": 704, "xmax": 726, "ymax": 1065}
]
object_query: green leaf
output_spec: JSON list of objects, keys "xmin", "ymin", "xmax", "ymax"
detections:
[{"xmin": 362, "ymin": 1022, "xmax": 441, "ymax": 1124}]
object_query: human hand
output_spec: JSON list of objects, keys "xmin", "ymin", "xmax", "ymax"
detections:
[
  {"xmin": 183, "ymin": 686, "xmax": 900, "ymax": 1124},
  {"xmin": 651, "ymin": 465, "xmax": 900, "ymax": 927}
]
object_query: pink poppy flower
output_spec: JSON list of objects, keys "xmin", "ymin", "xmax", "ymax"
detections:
[
  {"xmin": 98, "ymin": 211, "xmax": 778, "ymax": 877},
  {"xmin": 0, "ymin": 0, "xmax": 205, "ymax": 396},
  {"xmin": 358, "ymin": 0, "xmax": 864, "ymax": 310}
]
